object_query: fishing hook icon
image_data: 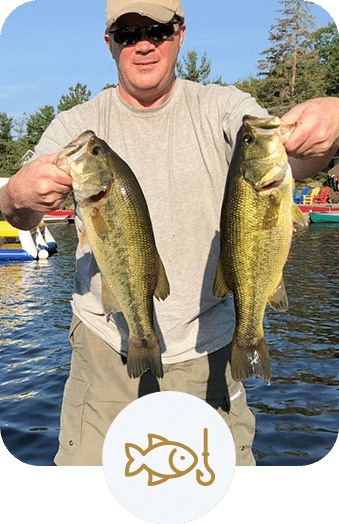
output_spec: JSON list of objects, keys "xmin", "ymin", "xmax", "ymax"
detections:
[{"xmin": 196, "ymin": 428, "xmax": 215, "ymax": 486}]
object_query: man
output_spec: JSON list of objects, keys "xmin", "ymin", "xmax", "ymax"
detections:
[{"xmin": 1, "ymin": 0, "xmax": 339, "ymax": 466}]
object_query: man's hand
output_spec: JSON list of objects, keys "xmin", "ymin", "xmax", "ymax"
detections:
[
  {"xmin": 0, "ymin": 154, "xmax": 73, "ymax": 230},
  {"xmin": 281, "ymin": 97, "xmax": 339, "ymax": 158}
]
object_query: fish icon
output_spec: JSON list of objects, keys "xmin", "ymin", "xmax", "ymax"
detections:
[{"xmin": 125, "ymin": 433, "xmax": 199, "ymax": 486}]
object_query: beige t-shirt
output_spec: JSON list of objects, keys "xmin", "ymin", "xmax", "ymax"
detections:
[{"xmin": 32, "ymin": 79, "xmax": 268, "ymax": 363}]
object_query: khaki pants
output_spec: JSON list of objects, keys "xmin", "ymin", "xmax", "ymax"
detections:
[{"xmin": 54, "ymin": 316, "xmax": 256, "ymax": 466}]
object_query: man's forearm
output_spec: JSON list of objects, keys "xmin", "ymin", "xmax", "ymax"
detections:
[
  {"xmin": 0, "ymin": 185, "xmax": 44, "ymax": 230},
  {"xmin": 289, "ymin": 148, "xmax": 336, "ymax": 180}
]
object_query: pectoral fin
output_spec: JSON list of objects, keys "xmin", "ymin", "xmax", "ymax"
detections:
[
  {"xmin": 268, "ymin": 278, "xmax": 288, "ymax": 311},
  {"xmin": 292, "ymin": 203, "xmax": 309, "ymax": 227},
  {"xmin": 101, "ymin": 276, "xmax": 121, "ymax": 314},
  {"xmin": 91, "ymin": 207, "xmax": 110, "ymax": 240},
  {"xmin": 213, "ymin": 258, "xmax": 231, "ymax": 299},
  {"xmin": 147, "ymin": 470, "xmax": 169, "ymax": 486},
  {"xmin": 79, "ymin": 229, "xmax": 88, "ymax": 250}
]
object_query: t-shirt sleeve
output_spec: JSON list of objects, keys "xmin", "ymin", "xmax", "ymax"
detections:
[
  {"xmin": 27, "ymin": 89, "xmax": 113, "ymax": 162},
  {"xmin": 220, "ymin": 85, "xmax": 269, "ymax": 152}
]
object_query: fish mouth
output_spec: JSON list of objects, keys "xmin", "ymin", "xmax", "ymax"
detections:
[
  {"xmin": 242, "ymin": 114, "xmax": 295, "ymax": 143},
  {"xmin": 247, "ymin": 162, "xmax": 288, "ymax": 192},
  {"xmin": 73, "ymin": 183, "xmax": 110, "ymax": 207},
  {"xmin": 63, "ymin": 131, "xmax": 94, "ymax": 160},
  {"xmin": 256, "ymin": 176, "xmax": 285, "ymax": 192},
  {"xmin": 54, "ymin": 130, "xmax": 95, "ymax": 166},
  {"xmin": 63, "ymin": 142, "xmax": 83, "ymax": 158},
  {"xmin": 87, "ymin": 188, "xmax": 109, "ymax": 203},
  {"xmin": 243, "ymin": 114, "xmax": 281, "ymax": 128}
]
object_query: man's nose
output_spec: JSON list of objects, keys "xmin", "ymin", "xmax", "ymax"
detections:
[{"xmin": 135, "ymin": 28, "xmax": 156, "ymax": 51}]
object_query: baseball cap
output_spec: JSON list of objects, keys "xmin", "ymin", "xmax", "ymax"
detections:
[{"xmin": 105, "ymin": 0, "xmax": 185, "ymax": 32}]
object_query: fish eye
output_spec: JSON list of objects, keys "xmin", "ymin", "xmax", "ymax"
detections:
[
  {"xmin": 180, "ymin": 456, "xmax": 185, "ymax": 460},
  {"xmin": 243, "ymin": 134, "xmax": 254, "ymax": 145},
  {"xmin": 92, "ymin": 146, "xmax": 101, "ymax": 156}
]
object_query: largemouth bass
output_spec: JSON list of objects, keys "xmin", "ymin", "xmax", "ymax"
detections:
[
  {"xmin": 213, "ymin": 115, "xmax": 308, "ymax": 382},
  {"xmin": 54, "ymin": 130, "xmax": 170, "ymax": 379}
]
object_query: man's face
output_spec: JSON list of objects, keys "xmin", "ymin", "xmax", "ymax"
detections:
[{"xmin": 105, "ymin": 14, "xmax": 185, "ymax": 106}]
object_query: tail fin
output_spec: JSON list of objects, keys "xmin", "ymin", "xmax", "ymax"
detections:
[
  {"xmin": 231, "ymin": 334, "xmax": 271, "ymax": 382},
  {"xmin": 125, "ymin": 443, "xmax": 145, "ymax": 476},
  {"xmin": 127, "ymin": 334, "xmax": 163, "ymax": 379}
]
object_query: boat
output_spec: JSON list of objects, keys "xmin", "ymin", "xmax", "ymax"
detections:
[
  {"xmin": 309, "ymin": 211, "xmax": 339, "ymax": 223},
  {"xmin": 0, "ymin": 221, "xmax": 58, "ymax": 261},
  {"xmin": 298, "ymin": 203, "xmax": 339, "ymax": 213},
  {"xmin": 43, "ymin": 210, "xmax": 74, "ymax": 223}
]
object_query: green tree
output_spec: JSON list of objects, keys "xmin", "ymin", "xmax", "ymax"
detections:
[
  {"xmin": 257, "ymin": 52, "xmax": 326, "ymax": 115},
  {"xmin": 176, "ymin": 50, "xmax": 223, "ymax": 85},
  {"xmin": 0, "ymin": 139, "xmax": 30, "ymax": 177},
  {"xmin": 25, "ymin": 105, "xmax": 55, "ymax": 149},
  {"xmin": 257, "ymin": 0, "xmax": 321, "ymax": 114},
  {"xmin": 0, "ymin": 112, "xmax": 14, "ymax": 177},
  {"xmin": 57, "ymin": 82, "xmax": 92, "ymax": 113},
  {"xmin": 0, "ymin": 112, "xmax": 13, "ymax": 141},
  {"xmin": 102, "ymin": 83, "xmax": 117, "ymax": 90},
  {"xmin": 259, "ymin": 0, "xmax": 316, "ymax": 89},
  {"xmin": 234, "ymin": 76, "xmax": 263, "ymax": 102},
  {"xmin": 307, "ymin": 22, "xmax": 339, "ymax": 96},
  {"xmin": 12, "ymin": 113, "xmax": 28, "ymax": 141}
]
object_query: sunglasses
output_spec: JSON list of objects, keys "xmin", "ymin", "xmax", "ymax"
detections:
[{"xmin": 109, "ymin": 21, "xmax": 180, "ymax": 46}]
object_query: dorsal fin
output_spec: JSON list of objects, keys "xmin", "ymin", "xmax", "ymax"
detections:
[{"xmin": 148, "ymin": 434, "xmax": 169, "ymax": 448}]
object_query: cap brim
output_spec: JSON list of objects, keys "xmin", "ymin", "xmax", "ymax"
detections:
[{"xmin": 105, "ymin": 3, "xmax": 176, "ymax": 32}]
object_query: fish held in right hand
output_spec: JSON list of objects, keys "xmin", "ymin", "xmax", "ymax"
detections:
[{"xmin": 213, "ymin": 115, "xmax": 308, "ymax": 382}]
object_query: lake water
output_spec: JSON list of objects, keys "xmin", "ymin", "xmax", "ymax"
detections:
[{"xmin": 0, "ymin": 222, "xmax": 338, "ymax": 466}]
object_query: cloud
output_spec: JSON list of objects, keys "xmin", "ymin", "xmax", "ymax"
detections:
[
  {"xmin": 0, "ymin": 84, "xmax": 37, "ymax": 98},
  {"xmin": 0, "ymin": 84, "xmax": 37, "ymax": 91}
]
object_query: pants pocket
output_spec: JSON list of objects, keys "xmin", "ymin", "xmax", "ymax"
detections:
[
  {"xmin": 219, "ymin": 386, "xmax": 256, "ymax": 466},
  {"xmin": 57, "ymin": 376, "xmax": 89, "ymax": 457}
]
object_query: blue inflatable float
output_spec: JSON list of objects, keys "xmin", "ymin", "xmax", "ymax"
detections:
[{"xmin": 0, "ymin": 221, "xmax": 58, "ymax": 262}]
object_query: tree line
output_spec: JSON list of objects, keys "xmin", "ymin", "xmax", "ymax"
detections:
[{"xmin": 1, "ymin": 0, "xmax": 338, "ymax": 178}]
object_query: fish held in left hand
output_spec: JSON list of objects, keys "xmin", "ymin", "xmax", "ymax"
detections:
[
  {"xmin": 54, "ymin": 130, "xmax": 170, "ymax": 379},
  {"xmin": 213, "ymin": 115, "xmax": 308, "ymax": 382}
]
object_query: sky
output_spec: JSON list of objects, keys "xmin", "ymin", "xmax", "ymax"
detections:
[{"xmin": 0, "ymin": 0, "xmax": 338, "ymax": 124}]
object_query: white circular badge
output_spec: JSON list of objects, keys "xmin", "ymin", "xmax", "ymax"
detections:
[{"xmin": 102, "ymin": 391, "xmax": 236, "ymax": 524}]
